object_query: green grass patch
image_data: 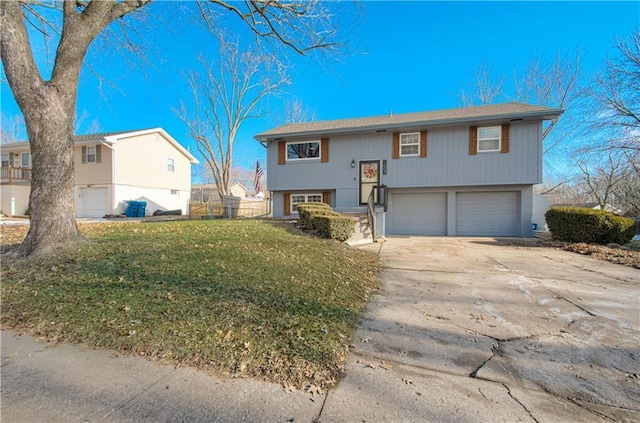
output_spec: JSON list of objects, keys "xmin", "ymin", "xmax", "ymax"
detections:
[{"xmin": 1, "ymin": 220, "xmax": 379, "ymax": 389}]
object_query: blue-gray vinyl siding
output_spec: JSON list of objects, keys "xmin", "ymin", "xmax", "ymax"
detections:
[
  {"xmin": 267, "ymin": 121, "xmax": 542, "ymax": 196},
  {"xmin": 267, "ymin": 120, "xmax": 541, "ymax": 236}
]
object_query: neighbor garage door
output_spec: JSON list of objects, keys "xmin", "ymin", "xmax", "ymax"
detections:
[
  {"xmin": 80, "ymin": 187, "xmax": 108, "ymax": 218},
  {"xmin": 389, "ymin": 192, "xmax": 447, "ymax": 235},
  {"xmin": 456, "ymin": 191, "xmax": 520, "ymax": 236}
]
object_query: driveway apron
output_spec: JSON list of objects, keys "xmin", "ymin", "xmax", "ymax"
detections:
[{"xmin": 322, "ymin": 237, "xmax": 640, "ymax": 422}]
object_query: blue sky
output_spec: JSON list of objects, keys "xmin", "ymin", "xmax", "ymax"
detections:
[{"xmin": 1, "ymin": 1, "xmax": 638, "ymax": 176}]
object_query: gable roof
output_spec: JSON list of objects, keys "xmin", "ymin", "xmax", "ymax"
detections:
[
  {"xmin": 255, "ymin": 102, "xmax": 563, "ymax": 140},
  {"xmin": 2, "ymin": 128, "xmax": 199, "ymax": 164}
]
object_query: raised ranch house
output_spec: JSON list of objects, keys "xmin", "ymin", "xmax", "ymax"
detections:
[
  {"xmin": 1, "ymin": 128, "xmax": 198, "ymax": 218},
  {"xmin": 255, "ymin": 103, "xmax": 563, "ymax": 238}
]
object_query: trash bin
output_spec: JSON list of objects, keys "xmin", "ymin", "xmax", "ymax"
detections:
[
  {"xmin": 125, "ymin": 201, "xmax": 139, "ymax": 217},
  {"xmin": 136, "ymin": 201, "xmax": 147, "ymax": 217}
]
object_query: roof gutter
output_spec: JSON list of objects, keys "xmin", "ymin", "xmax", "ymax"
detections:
[{"xmin": 254, "ymin": 109, "xmax": 564, "ymax": 142}]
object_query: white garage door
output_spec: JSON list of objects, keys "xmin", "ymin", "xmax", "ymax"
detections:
[
  {"xmin": 456, "ymin": 192, "xmax": 520, "ymax": 236},
  {"xmin": 80, "ymin": 187, "xmax": 108, "ymax": 218},
  {"xmin": 389, "ymin": 192, "xmax": 447, "ymax": 235}
]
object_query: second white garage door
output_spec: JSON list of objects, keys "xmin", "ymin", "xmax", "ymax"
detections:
[
  {"xmin": 456, "ymin": 192, "xmax": 520, "ymax": 236},
  {"xmin": 389, "ymin": 192, "xmax": 447, "ymax": 235}
]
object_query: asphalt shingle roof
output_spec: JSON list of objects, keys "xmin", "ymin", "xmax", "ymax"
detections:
[{"xmin": 256, "ymin": 102, "xmax": 563, "ymax": 140}]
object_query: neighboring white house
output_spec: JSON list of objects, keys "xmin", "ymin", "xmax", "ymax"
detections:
[{"xmin": 1, "ymin": 128, "xmax": 198, "ymax": 218}]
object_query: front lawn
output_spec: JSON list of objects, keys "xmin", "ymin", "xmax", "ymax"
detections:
[{"xmin": 0, "ymin": 220, "xmax": 379, "ymax": 389}]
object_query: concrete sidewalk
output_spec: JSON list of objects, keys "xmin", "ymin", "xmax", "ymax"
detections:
[
  {"xmin": 1, "ymin": 330, "xmax": 322, "ymax": 422},
  {"xmin": 2, "ymin": 237, "xmax": 639, "ymax": 422}
]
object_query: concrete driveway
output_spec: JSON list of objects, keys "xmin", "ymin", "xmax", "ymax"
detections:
[
  {"xmin": 323, "ymin": 237, "xmax": 640, "ymax": 422},
  {"xmin": 2, "ymin": 236, "xmax": 638, "ymax": 422}
]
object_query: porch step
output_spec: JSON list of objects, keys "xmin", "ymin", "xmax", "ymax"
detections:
[{"xmin": 343, "ymin": 213, "xmax": 374, "ymax": 245}]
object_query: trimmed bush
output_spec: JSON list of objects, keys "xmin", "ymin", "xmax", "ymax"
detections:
[
  {"xmin": 303, "ymin": 202, "xmax": 332, "ymax": 210},
  {"xmin": 545, "ymin": 207, "xmax": 638, "ymax": 245},
  {"xmin": 297, "ymin": 204, "xmax": 334, "ymax": 228},
  {"xmin": 313, "ymin": 215, "xmax": 356, "ymax": 242}
]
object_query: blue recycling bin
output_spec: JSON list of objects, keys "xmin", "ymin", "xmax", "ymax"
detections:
[
  {"xmin": 136, "ymin": 201, "xmax": 147, "ymax": 217},
  {"xmin": 125, "ymin": 201, "xmax": 139, "ymax": 217}
]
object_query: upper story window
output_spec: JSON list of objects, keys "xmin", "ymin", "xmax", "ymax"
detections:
[
  {"xmin": 86, "ymin": 146, "xmax": 97, "ymax": 163},
  {"xmin": 287, "ymin": 141, "xmax": 320, "ymax": 161},
  {"xmin": 21, "ymin": 152, "xmax": 30, "ymax": 168},
  {"xmin": 167, "ymin": 158, "xmax": 175, "ymax": 172},
  {"xmin": 82, "ymin": 145, "xmax": 101, "ymax": 164},
  {"xmin": 1, "ymin": 154, "xmax": 9, "ymax": 167},
  {"xmin": 399, "ymin": 133, "xmax": 420, "ymax": 156},
  {"xmin": 477, "ymin": 126, "xmax": 501, "ymax": 152}
]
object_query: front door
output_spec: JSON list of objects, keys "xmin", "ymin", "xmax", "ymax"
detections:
[{"xmin": 359, "ymin": 160, "xmax": 380, "ymax": 205}]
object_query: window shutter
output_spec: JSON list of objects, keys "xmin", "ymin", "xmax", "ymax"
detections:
[
  {"xmin": 469, "ymin": 127, "xmax": 478, "ymax": 155},
  {"xmin": 283, "ymin": 193, "xmax": 291, "ymax": 216},
  {"xmin": 392, "ymin": 133, "xmax": 400, "ymax": 159},
  {"xmin": 501, "ymin": 124, "xmax": 510, "ymax": 154},
  {"xmin": 96, "ymin": 144, "xmax": 102, "ymax": 163},
  {"xmin": 320, "ymin": 138, "xmax": 329, "ymax": 163},
  {"xmin": 322, "ymin": 191, "xmax": 331, "ymax": 206},
  {"xmin": 9, "ymin": 152, "xmax": 14, "ymax": 165},
  {"xmin": 420, "ymin": 130, "xmax": 427, "ymax": 158},
  {"xmin": 278, "ymin": 141, "xmax": 286, "ymax": 165},
  {"xmin": 82, "ymin": 146, "xmax": 87, "ymax": 164}
]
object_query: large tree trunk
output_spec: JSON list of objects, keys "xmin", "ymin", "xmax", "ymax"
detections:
[
  {"xmin": 1, "ymin": 1, "xmax": 150, "ymax": 257},
  {"xmin": 19, "ymin": 95, "xmax": 83, "ymax": 257}
]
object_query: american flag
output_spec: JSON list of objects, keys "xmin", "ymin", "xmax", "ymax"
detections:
[{"xmin": 254, "ymin": 161, "xmax": 263, "ymax": 193}]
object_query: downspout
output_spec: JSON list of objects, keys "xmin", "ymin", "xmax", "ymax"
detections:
[
  {"xmin": 259, "ymin": 138, "xmax": 272, "ymax": 217},
  {"xmin": 101, "ymin": 141, "xmax": 116, "ymax": 214}
]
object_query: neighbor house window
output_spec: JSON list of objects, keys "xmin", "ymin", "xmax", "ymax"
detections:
[
  {"xmin": 167, "ymin": 158, "xmax": 175, "ymax": 172},
  {"xmin": 1, "ymin": 154, "xmax": 9, "ymax": 167},
  {"xmin": 291, "ymin": 193, "xmax": 323, "ymax": 213},
  {"xmin": 477, "ymin": 126, "xmax": 501, "ymax": 152},
  {"xmin": 171, "ymin": 189, "xmax": 178, "ymax": 195},
  {"xmin": 399, "ymin": 133, "xmax": 420, "ymax": 156},
  {"xmin": 86, "ymin": 146, "xmax": 97, "ymax": 163},
  {"xmin": 21, "ymin": 152, "xmax": 30, "ymax": 168},
  {"xmin": 287, "ymin": 141, "xmax": 320, "ymax": 161}
]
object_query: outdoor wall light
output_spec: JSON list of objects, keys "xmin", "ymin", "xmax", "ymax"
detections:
[{"xmin": 351, "ymin": 159, "xmax": 356, "ymax": 168}]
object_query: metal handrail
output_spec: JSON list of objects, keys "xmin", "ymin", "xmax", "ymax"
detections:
[{"xmin": 366, "ymin": 188, "xmax": 376, "ymax": 242}]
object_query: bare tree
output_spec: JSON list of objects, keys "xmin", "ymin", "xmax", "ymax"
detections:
[
  {"xmin": 1, "ymin": 114, "xmax": 27, "ymax": 144},
  {"xmin": 176, "ymin": 36, "xmax": 288, "ymax": 199},
  {"xmin": 283, "ymin": 97, "xmax": 316, "ymax": 124},
  {"xmin": 0, "ymin": 0, "xmax": 340, "ymax": 257},
  {"xmin": 459, "ymin": 51, "xmax": 584, "ymax": 156},
  {"xmin": 459, "ymin": 60, "xmax": 505, "ymax": 107},
  {"xmin": 574, "ymin": 149, "xmax": 638, "ymax": 214},
  {"xmin": 592, "ymin": 30, "xmax": 640, "ymax": 152}
]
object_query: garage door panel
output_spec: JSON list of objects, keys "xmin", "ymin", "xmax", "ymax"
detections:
[
  {"xmin": 456, "ymin": 192, "xmax": 519, "ymax": 236},
  {"xmin": 389, "ymin": 192, "xmax": 447, "ymax": 235},
  {"xmin": 81, "ymin": 187, "xmax": 108, "ymax": 218}
]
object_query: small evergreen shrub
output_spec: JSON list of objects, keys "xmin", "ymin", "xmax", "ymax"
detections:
[
  {"xmin": 545, "ymin": 207, "xmax": 638, "ymax": 244},
  {"xmin": 297, "ymin": 204, "xmax": 333, "ymax": 228},
  {"xmin": 313, "ymin": 215, "xmax": 356, "ymax": 242},
  {"xmin": 296, "ymin": 203, "xmax": 355, "ymax": 241}
]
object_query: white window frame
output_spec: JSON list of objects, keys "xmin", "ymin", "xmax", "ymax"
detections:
[
  {"xmin": 1, "ymin": 153, "xmax": 9, "ymax": 167},
  {"xmin": 477, "ymin": 126, "xmax": 501, "ymax": 153},
  {"xmin": 167, "ymin": 158, "xmax": 175, "ymax": 172},
  {"xmin": 291, "ymin": 193, "xmax": 323, "ymax": 214},
  {"xmin": 86, "ymin": 146, "xmax": 97, "ymax": 163},
  {"xmin": 21, "ymin": 152, "xmax": 30, "ymax": 168},
  {"xmin": 399, "ymin": 132, "xmax": 420, "ymax": 157},
  {"xmin": 286, "ymin": 140, "xmax": 321, "ymax": 162}
]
